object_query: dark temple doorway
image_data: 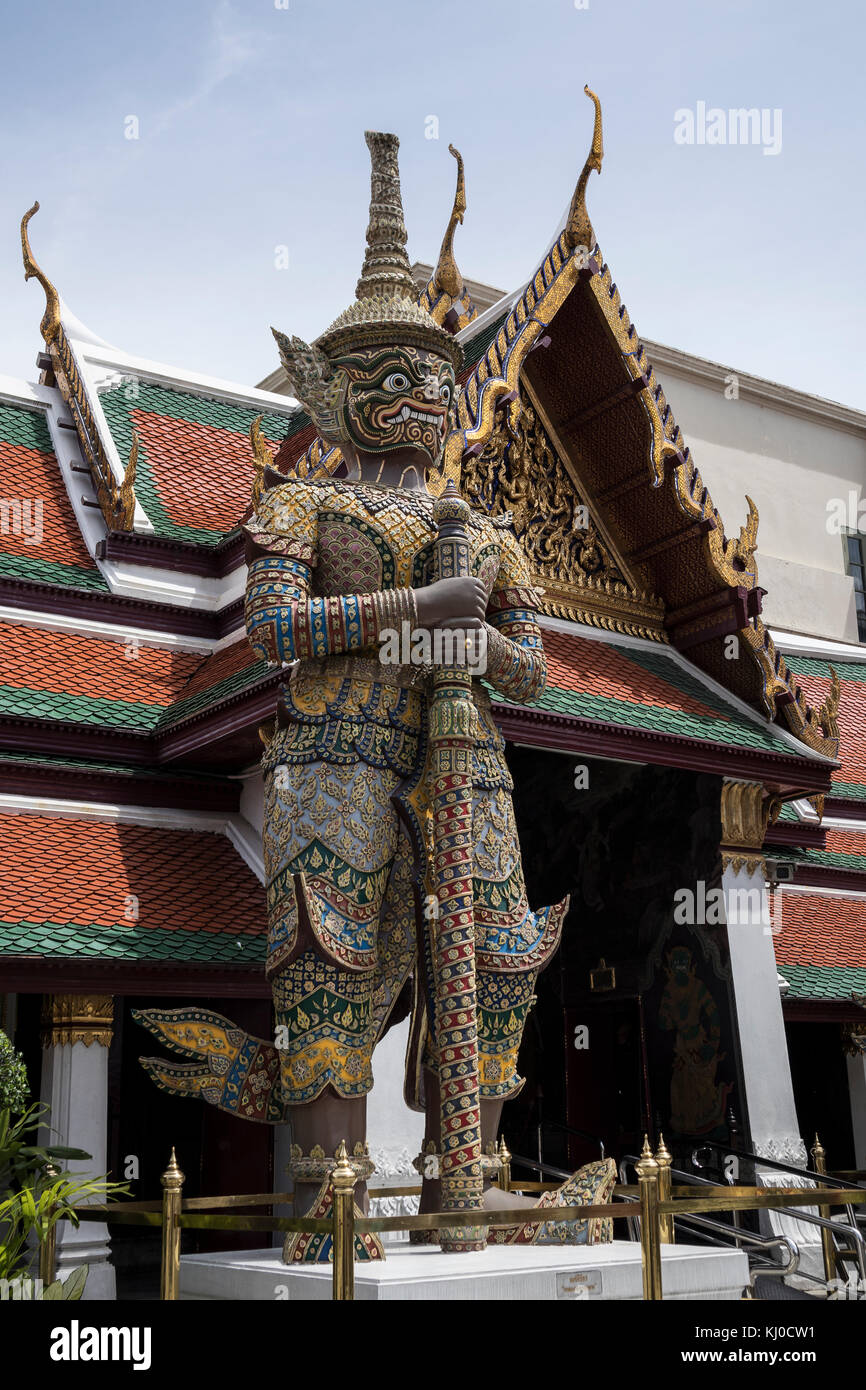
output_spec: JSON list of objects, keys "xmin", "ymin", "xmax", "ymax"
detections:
[{"xmin": 502, "ymin": 744, "xmax": 745, "ymax": 1178}]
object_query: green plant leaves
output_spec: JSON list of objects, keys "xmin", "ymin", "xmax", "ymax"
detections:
[{"xmin": 41, "ymin": 1266, "xmax": 88, "ymax": 1300}]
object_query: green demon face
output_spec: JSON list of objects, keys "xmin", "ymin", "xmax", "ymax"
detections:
[{"xmin": 332, "ymin": 345, "xmax": 454, "ymax": 466}]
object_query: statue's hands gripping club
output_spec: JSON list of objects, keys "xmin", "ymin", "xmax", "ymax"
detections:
[{"xmin": 415, "ymin": 573, "xmax": 488, "ymax": 667}]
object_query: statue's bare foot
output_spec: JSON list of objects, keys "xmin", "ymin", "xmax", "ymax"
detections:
[{"xmin": 481, "ymin": 1185, "xmax": 538, "ymax": 1213}]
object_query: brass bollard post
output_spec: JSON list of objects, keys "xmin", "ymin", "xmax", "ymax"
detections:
[
  {"xmin": 498, "ymin": 1137, "xmax": 512, "ymax": 1194},
  {"xmin": 655, "ymin": 1134, "xmax": 674, "ymax": 1245},
  {"xmin": 160, "ymin": 1148, "xmax": 185, "ymax": 1301},
  {"xmin": 636, "ymin": 1135, "xmax": 663, "ymax": 1301},
  {"xmin": 331, "ymin": 1140, "xmax": 356, "ymax": 1301},
  {"xmin": 39, "ymin": 1163, "xmax": 59, "ymax": 1289},
  {"xmin": 810, "ymin": 1133, "xmax": 835, "ymax": 1284}
]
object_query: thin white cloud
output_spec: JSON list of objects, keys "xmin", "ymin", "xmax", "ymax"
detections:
[{"xmin": 151, "ymin": 1, "xmax": 265, "ymax": 136}]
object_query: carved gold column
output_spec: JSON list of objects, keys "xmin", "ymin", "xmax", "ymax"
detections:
[
  {"xmin": 809, "ymin": 1134, "xmax": 835, "ymax": 1283},
  {"xmin": 636, "ymin": 1136, "xmax": 663, "ymax": 1300},
  {"xmin": 719, "ymin": 781, "xmax": 779, "ymax": 876},
  {"xmin": 655, "ymin": 1134, "xmax": 674, "ymax": 1244},
  {"xmin": 41, "ymin": 995, "xmax": 114, "ymax": 1048}
]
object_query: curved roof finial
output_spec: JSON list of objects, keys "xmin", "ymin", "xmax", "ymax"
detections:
[
  {"xmin": 20, "ymin": 202, "xmax": 62, "ymax": 346},
  {"xmin": 565, "ymin": 86, "xmax": 604, "ymax": 253},
  {"xmin": 433, "ymin": 144, "xmax": 467, "ymax": 301}
]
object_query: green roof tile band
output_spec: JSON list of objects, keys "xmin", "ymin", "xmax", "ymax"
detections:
[
  {"xmin": 0, "ymin": 685, "xmax": 164, "ymax": 730},
  {"xmin": 458, "ymin": 311, "xmax": 510, "ymax": 369},
  {"xmin": 830, "ymin": 781, "xmax": 866, "ymax": 801},
  {"xmin": 0, "ymin": 402, "xmax": 53, "ymax": 451},
  {"xmin": 766, "ymin": 844, "xmax": 866, "ymax": 873},
  {"xmin": 100, "ymin": 380, "xmax": 297, "ymax": 442},
  {"xmin": 0, "ymin": 750, "xmax": 233, "ymax": 781},
  {"xmin": 0, "ymin": 552, "xmax": 108, "ymax": 591},
  {"xmin": 778, "ymin": 962, "xmax": 866, "ymax": 1000},
  {"xmin": 0, "ymin": 919, "xmax": 265, "ymax": 964},
  {"xmin": 496, "ymin": 681, "xmax": 802, "ymax": 755},
  {"xmin": 785, "ymin": 656, "xmax": 866, "ymax": 683}
]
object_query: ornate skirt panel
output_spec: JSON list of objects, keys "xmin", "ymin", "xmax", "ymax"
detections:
[{"xmin": 263, "ymin": 667, "xmax": 565, "ymax": 1107}]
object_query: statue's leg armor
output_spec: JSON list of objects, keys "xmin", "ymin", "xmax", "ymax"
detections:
[
  {"xmin": 264, "ymin": 755, "xmax": 407, "ymax": 1224},
  {"xmin": 418, "ymin": 706, "xmax": 567, "ymax": 1221}
]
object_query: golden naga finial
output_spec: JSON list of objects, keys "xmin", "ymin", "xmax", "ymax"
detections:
[
  {"xmin": 249, "ymin": 415, "xmax": 273, "ymax": 508},
  {"xmin": 117, "ymin": 431, "xmax": 138, "ymax": 531},
  {"xmin": 433, "ymin": 144, "xmax": 467, "ymax": 301},
  {"xmin": 736, "ymin": 496, "xmax": 760, "ymax": 568},
  {"xmin": 565, "ymin": 86, "xmax": 604, "ymax": 254},
  {"xmin": 818, "ymin": 665, "xmax": 841, "ymax": 742},
  {"xmin": 20, "ymin": 202, "xmax": 62, "ymax": 346}
]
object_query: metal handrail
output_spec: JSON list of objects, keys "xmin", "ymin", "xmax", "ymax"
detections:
[
  {"xmin": 509, "ymin": 1153, "xmax": 576, "ymax": 1183},
  {"xmin": 669, "ymin": 1212, "xmax": 800, "ymax": 1288},
  {"xmin": 677, "ymin": 1162, "xmax": 866, "ymax": 1287},
  {"xmin": 537, "ymin": 1118, "xmax": 606, "ymax": 1159},
  {"xmin": 620, "ymin": 1154, "xmax": 806, "ymax": 1283},
  {"xmin": 692, "ymin": 1139, "xmax": 865, "ymax": 1191},
  {"xmin": 756, "ymin": 1204, "xmax": 866, "ymax": 1286}
]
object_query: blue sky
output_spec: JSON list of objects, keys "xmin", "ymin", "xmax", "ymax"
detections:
[{"xmin": 1, "ymin": 0, "xmax": 863, "ymax": 407}]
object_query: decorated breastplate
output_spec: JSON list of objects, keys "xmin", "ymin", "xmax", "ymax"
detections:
[{"xmin": 310, "ymin": 478, "xmax": 503, "ymax": 599}]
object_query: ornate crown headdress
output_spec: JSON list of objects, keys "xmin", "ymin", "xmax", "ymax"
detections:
[{"xmin": 272, "ymin": 131, "xmax": 462, "ymax": 430}]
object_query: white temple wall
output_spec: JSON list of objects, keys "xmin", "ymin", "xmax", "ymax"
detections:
[{"xmin": 647, "ymin": 352, "xmax": 866, "ymax": 643}]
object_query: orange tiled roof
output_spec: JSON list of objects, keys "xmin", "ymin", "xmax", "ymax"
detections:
[
  {"xmin": 0, "ymin": 619, "xmax": 269, "ymax": 732},
  {"xmin": 542, "ymin": 630, "xmax": 725, "ymax": 720},
  {"xmin": 822, "ymin": 827, "xmax": 866, "ymax": 856},
  {"xmin": 774, "ymin": 889, "xmax": 866, "ymax": 1000},
  {"xmin": 98, "ymin": 381, "xmax": 299, "ymax": 546},
  {"xmin": 0, "ymin": 813, "xmax": 265, "ymax": 963},
  {"xmin": 776, "ymin": 890, "xmax": 866, "ymax": 968},
  {"xmin": 511, "ymin": 628, "xmax": 805, "ymax": 757},
  {"xmin": 0, "ymin": 401, "xmax": 106, "ymax": 591},
  {"xmin": 0, "ymin": 619, "xmax": 202, "ymax": 711}
]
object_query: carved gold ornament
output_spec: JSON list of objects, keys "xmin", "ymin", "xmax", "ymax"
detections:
[
  {"xmin": 461, "ymin": 382, "xmax": 665, "ymax": 638},
  {"xmin": 41, "ymin": 995, "xmax": 114, "ymax": 1048},
  {"xmin": 719, "ymin": 780, "xmax": 782, "ymax": 875}
]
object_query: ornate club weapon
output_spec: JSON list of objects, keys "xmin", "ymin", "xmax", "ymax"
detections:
[{"xmin": 429, "ymin": 479, "xmax": 485, "ymax": 1251}]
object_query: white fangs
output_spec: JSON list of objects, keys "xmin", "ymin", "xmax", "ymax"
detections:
[{"xmin": 397, "ymin": 405, "xmax": 441, "ymax": 425}]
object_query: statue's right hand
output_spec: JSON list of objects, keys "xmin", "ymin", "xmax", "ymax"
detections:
[{"xmin": 415, "ymin": 576, "xmax": 487, "ymax": 628}]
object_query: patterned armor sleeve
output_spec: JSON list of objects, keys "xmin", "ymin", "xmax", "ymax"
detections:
[
  {"xmin": 244, "ymin": 481, "xmax": 417, "ymax": 664},
  {"xmin": 483, "ymin": 529, "xmax": 547, "ymax": 704}
]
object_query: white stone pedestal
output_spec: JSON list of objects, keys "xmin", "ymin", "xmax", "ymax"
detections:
[{"xmin": 179, "ymin": 1241, "xmax": 749, "ymax": 1301}]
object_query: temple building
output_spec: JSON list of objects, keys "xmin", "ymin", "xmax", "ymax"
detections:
[{"xmin": 1, "ymin": 105, "xmax": 864, "ymax": 1298}]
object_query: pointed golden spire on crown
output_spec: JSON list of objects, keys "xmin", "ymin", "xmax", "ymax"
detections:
[
  {"xmin": 565, "ymin": 85, "xmax": 604, "ymax": 254},
  {"xmin": 308, "ymin": 130, "xmax": 462, "ymax": 370},
  {"xmin": 433, "ymin": 144, "xmax": 467, "ymax": 301},
  {"xmin": 20, "ymin": 202, "xmax": 61, "ymax": 346},
  {"xmin": 355, "ymin": 131, "xmax": 416, "ymax": 303}
]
